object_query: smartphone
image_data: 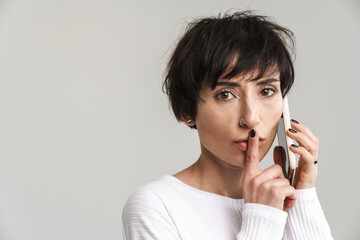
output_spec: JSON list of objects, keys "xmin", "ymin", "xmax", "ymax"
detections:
[{"xmin": 277, "ymin": 95, "xmax": 297, "ymax": 186}]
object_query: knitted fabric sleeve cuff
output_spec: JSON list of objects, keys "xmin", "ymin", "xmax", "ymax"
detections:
[
  {"xmin": 294, "ymin": 187, "xmax": 318, "ymax": 201},
  {"xmin": 283, "ymin": 187, "xmax": 334, "ymax": 240},
  {"xmin": 237, "ymin": 203, "xmax": 287, "ymax": 240}
]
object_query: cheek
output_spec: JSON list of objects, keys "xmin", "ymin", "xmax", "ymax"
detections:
[
  {"xmin": 195, "ymin": 103, "xmax": 244, "ymax": 165},
  {"xmin": 261, "ymin": 96, "xmax": 283, "ymax": 126},
  {"xmin": 260, "ymin": 99, "xmax": 283, "ymax": 155},
  {"xmin": 268, "ymin": 104, "xmax": 283, "ymax": 133},
  {"xmin": 195, "ymin": 101, "xmax": 241, "ymax": 159},
  {"xmin": 196, "ymin": 104, "xmax": 231, "ymax": 137}
]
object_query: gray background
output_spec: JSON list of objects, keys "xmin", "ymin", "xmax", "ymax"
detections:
[{"xmin": 0, "ymin": 0, "xmax": 359, "ymax": 239}]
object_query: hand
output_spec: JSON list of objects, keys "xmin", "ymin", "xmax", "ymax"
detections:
[
  {"xmin": 287, "ymin": 120, "xmax": 319, "ymax": 189},
  {"xmin": 242, "ymin": 129, "xmax": 297, "ymax": 211}
]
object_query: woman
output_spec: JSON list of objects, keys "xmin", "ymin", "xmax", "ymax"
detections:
[{"xmin": 123, "ymin": 11, "xmax": 333, "ymax": 239}]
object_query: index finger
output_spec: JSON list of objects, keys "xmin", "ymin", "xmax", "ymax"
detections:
[{"xmin": 244, "ymin": 129, "xmax": 260, "ymax": 177}]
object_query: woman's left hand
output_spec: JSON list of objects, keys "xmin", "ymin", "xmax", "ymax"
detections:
[{"xmin": 287, "ymin": 119, "xmax": 319, "ymax": 189}]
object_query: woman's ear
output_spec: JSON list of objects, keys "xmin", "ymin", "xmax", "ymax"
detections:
[{"xmin": 181, "ymin": 114, "xmax": 196, "ymax": 127}]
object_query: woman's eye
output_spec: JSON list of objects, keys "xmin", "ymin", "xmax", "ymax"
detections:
[
  {"xmin": 216, "ymin": 91, "xmax": 234, "ymax": 101},
  {"xmin": 260, "ymin": 88, "xmax": 276, "ymax": 97}
]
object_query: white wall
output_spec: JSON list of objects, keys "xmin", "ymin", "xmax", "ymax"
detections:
[{"xmin": 0, "ymin": 0, "xmax": 359, "ymax": 239}]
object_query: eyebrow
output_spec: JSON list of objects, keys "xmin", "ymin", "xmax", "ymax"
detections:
[
  {"xmin": 216, "ymin": 78, "xmax": 280, "ymax": 87},
  {"xmin": 256, "ymin": 78, "xmax": 280, "ymax": 85}
]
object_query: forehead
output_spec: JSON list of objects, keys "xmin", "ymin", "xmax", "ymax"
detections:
[
  {"xmin": 216, "ymin": 69, "xmax": 280, "ymax": 87},
  {"xmin": 208, "ymin": 54, "xmax": 281, "ymax": 88}
]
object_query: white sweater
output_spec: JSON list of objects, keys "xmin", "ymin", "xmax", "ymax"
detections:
[{"xmin": 122, "ymin": 175, "xmax": 333, "ymax": 240}]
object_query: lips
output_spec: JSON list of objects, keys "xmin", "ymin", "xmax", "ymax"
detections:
[{"xmin": 233, "ymin": 137, "xmax": 265, "ymax": 151}]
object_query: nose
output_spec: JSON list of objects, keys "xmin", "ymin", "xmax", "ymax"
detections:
[{"xmin": 239, "ymin": 97, "xmax": 260, "ymax": 129}]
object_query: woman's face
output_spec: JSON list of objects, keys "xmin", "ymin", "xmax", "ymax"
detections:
[{"xmin": 195, "ymin": 71, "xmax": 283, "ymax": 168}]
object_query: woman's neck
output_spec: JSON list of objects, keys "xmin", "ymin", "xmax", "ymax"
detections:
[{"xmin": 174, "ymin": 150, "xmax": 246, "ymax": 199}]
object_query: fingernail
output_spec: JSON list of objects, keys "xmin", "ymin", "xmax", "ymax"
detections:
[
  {"xmin": 250, "ymin": 129, "xmax": 256, "ymax": 138},
  {"xmin": 291, "ymin": 119, "xmax": 299, "ymax": 124},
  {"xmin": 289, "ymin": 128, "xmax": 297, "ymax": 133},
  {"xmin": 314, "ymin": 160, "xmax": 318, "ymax": 165},
  {"xmin": 291, "ymin": 144, "xmax": 298, "ymax": 148}
]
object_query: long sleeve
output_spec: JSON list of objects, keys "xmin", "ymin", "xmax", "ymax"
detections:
[
  {"xmin": 283, "ymin": 187, "xmax": 333, "ymax": 240},
  {"xmin": 237, "ymin": 203, "xmax": 288, "ymax": 240},
  {"xmin": 122, "ymin": 176, "xmax": 334, "ymax": 239},
  {"xmin": 123, "ymin": 188, "xmax": 289, "ymax": 240}
]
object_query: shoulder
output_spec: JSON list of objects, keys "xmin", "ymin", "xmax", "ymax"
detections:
[
  {"xmin": 123, "ymin": 175, "xmax": 183, "ymax": 221},
  {"xmin": 122, "ymin": 176, "xmax": 181, "ymax": 238},
  {"xmin": 123, "ymin": 179, "xmax": 166, "ymax": 214}
]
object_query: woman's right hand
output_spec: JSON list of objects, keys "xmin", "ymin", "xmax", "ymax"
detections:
[{"xmin": 242, "ymin": 129, "xmax": 297, "ymax": 211}]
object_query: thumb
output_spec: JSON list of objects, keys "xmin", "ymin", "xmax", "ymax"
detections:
[{"xmin": 274, "ymin": 146, "xmax": 286, "ymax": 177}]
